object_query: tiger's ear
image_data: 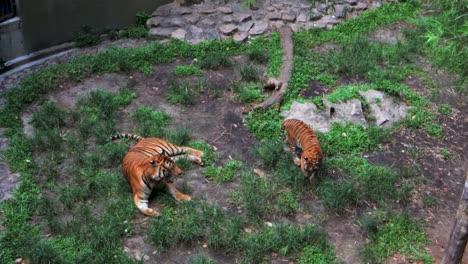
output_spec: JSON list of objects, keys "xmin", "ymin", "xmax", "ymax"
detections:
[{"xmin": 159, "ymin": 149, "xmax": 167, "ymax": 156}]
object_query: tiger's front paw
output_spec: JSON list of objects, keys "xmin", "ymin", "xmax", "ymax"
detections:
[
  {"xmin": 176, "ymin": 194, "xmax": 191, "ymax": 201},
  {"xmin": 143, "ymin": 208, "xmax": 160, "ymax": 217}
]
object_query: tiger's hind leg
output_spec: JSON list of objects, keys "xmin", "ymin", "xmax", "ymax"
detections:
[
  {"xmin": 173, "ymin": 146, "xmax": 205, "ymax": 166},
  {"xmin": 165, "ymin": 182, "xmax": 191, "ymax": 201}
]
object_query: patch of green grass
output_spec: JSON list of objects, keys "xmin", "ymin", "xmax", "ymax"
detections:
[
  {"xmin": 253, "ymin": 139, "xmax": 284, "ymax": 168},
  {"xmin": 121, "ymin": 25, "xmax": 148, "ymax": 39},
  {"xmin": 188, "ymin": 141, "xmax": 220, "ymax": 167},
  {"xmin": 239, "ymin": 64, "xmax": 261, "ymax": 82},
  {"xmin": 166, "ymin": 127, "xmax": 192, "ymax": 146},
  {"xmin": 166, "ymin": 80, "xmax": 200, "ymax": 105},
  {"xmin": 317, "ymin": 177, "xmax": 359, "ymax": 209},
  {"xmin": 247, "ymin": 45, "xmax": 269, "ymax": 64},
  {"xmin": 266, "ymin": 32, "xmax": 283, "ymax": 78},
  {"xmin": 30, "ymin": 102, "xmax": 67, "ymax": 152},
  {"xmin": 319, "ymin": 123, "xmax": 391, "ymax": 155},
  {"xmin": 278, "ymin": 189, "xmax": 300, "ymax": 214},
  {"xmin": 360, "ymin": 213, "xmax": 433, "ymax": 263},
  {"xmin": 314, "ymin": 73, "xmax": 337, "ymax": 87},
  {"xmin": 242, "ymin": 223, "xmax": 330, "ymax": 263},
  {"xmin": 174, "ymin": 65, "xmax": 204, "ymax": 77},
  {"xmin": 317, "ymin": 156, "xmax": 411, "ymax": 209},
  {"xmin": 198, "ymin": 51, "xmax": 232, "ymax": 70},
  {"xmin": 245, "ymin": 107, "xmax": 283, "ymax": 140},
  {"xmin": 205, "ymin": 160, "xmax": 244, "ymax": 185},
  {"xmin": 436, "ymin": 103, "xmax": 452, "ymax": 115},
  {"xmin": 421, "ymin": 192, "xmax": 437, "ymax": 208},
  {"xmin": 422, "ymin": 0, "xmax": 467, "ymax": 93},
  {"xmin": 297, "ymin": 244, "xmax": 341, "ymax": 264},
  {"xmin": 188, "ymin": 254, "xmax": 215, "ymax": 264},
  {"xmin": 439, "ymin": 148, "xmax": 455, "ymax": 160},
  {"xmin": 76, "ymin": 89, "xmax": 136, "ymax": 143},
  {"xmin": 130, "ymin": 106, "xmax": 171, "ymax": 137},
  {"xmin": 236, "ymin": 82, "xmax": 263, "ymax": 104}
]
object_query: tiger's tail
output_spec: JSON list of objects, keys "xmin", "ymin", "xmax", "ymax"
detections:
[{"xmin": 110, "ymin": 133, "xmax": 144, "ymax": 142}]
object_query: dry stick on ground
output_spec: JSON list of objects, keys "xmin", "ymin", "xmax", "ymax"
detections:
[
  {"xmin": 253, "ymin": 25, "xmax": 294, "ymax": 111},
  {"xmin": 442, "ymin": 164, "xmax": 468, "ymax": 264}
]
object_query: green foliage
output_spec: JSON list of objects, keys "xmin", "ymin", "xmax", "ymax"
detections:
[
  {"xmin": 75, "ymin": 25, "xmax": 100, "ymax": 47},
  {"xmin": 319, "ymin": 123, "xmax": 391, "ymax": 155},
  {"xmin": 242, "ymin": 223, "xmax": 329, "ymax": 263},
  {"xmin": 439, "ymin": 148, "xmax": 455, "ymax": 160},
  {"xmin": 437, "ymin": 103, "xmax": 452, "ymax": 115},
  {"xmin": 166, "ymin": 127, "xmax": 192, "ymax": 146},
  {"xmin": 298, "ymin": 245, "xmax": 341, "ymax": 264},
  {"xmin": 166, "ymin": 80, "xmax": 200, "ymax": 105},
  {"xmin": 423, "ymin": 0, "xmax": 467, "ymax": 93},
  {"xmin": 205, "ymin": 160, "xmax": 244, "ymax": 185},
  {"xmin": 174, "ymin": 65, "xmax": 204, "ymax": 76},
  {"xmin": 247, "ymin": 45, "xmax": 269, "ymax": 64},
  {"xmin": 253, "ymin": 139, "xmax": 284, "ymax": 168},
  {"xmin": 148, "ymin": 202, "xmax": 243, "ymax": 251},
  {"xmin": 188, "ymin": 141, "xmax": 220, "ymax": 167},
  {"xmin": 198, "ymin": 51, "xmax": 232, "ymax": 70},
  {"xmin": 77, "ymin": 89, "xmax": 135, "ymax": 143},
  {"xmin": 121, "ymin": 25, "xmax": 148, "ymax": 39},
  {"xmin": 317, "ymin": 156, "xmax": 410, "ymax": 209},
  {"xmin": 236, "ymin": 82, "xmax": 263, "ymax": 104},
  {"xmin": 360, "ymin": 214, "xmax": 433, "ymax": 263},
  {"xmin": 131, "ymin": 106, "xmax": 171, "ymax": 137},
  {"xmin": 188, "ymin": 254, "xmax": 215, "ymax": 264},
  {"xmin": 239, "ymin": 64, "xmax": 260, "ymax": 82},
  {"xmin": 245, "ymin": 107, "xmax": 282, "ymax": 140},
  {"xmin": 135, "ymin": 11, "xmax": 149, "ymax": 26},
  {"xmin": 30, "ymin": 102, "xmax": 67, "ymax": 151}
]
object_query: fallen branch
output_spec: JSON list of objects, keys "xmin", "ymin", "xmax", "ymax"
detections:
[{"xmin": 253, "ymin": 25, "xmax": 294, "ymax": 111}]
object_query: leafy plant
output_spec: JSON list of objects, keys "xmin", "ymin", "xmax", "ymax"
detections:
[
  {"xmin": 236, "ymin": 82, "xmax": 263, "ymax": 104},
  {"xmin": 205, "ymin": 160, "xmax": 244, "ymax": 185},
  {"xmin": 75, "ymin": 25, "xmax": 100, "ymax": 47},
  {"xmin": 240, "ymin": 64, "xmax": 260, "ymax": 82},
  {"xmin": 174, "ymin": 65, "xmax": 204, "ymax": 77}
]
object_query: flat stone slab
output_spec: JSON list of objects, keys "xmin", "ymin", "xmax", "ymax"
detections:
[
  {"xmin": 233, "ymin": 32, "xmax": 249, "ymax": 42},
  {"xmin": 249, "ymin": 21, "xmax": 269, "ymax": 35},
  {"xmin": 219, "ymin": 24, "xmax": 238, "ymax": 35},
  {"xmin": 172, "ymin": 29, "xmax": 187, "ymax": 40},
  {"xmin": 149, "ymin": 27, "xmax": 175, "ymax": 37},
  {"xmin": 234, "ymin": 12, "xmax": 252, "ymax": 23}
]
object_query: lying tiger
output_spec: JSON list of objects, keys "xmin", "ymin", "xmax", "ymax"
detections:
[
  {"xmin": 281, "ymin": 119, "xmax": 323, "ymax": 178},
  {"xmin": 111, "ymin": 134, "xmax": 204, "ymax": 216}
]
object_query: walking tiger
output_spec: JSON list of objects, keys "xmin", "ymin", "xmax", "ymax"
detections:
[{"xmin": 281, "ymin": 119, "xmax": 323, "ymax": 178}]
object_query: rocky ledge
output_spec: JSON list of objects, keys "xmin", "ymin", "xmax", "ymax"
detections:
[{"xmin": 147, "ymin": 0, "xmax": 381, "ymax": 43}]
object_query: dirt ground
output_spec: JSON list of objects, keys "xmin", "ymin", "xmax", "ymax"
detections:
[{"xmin": 23, "ymin": 52, "xmax": 466, "ymax": 263}]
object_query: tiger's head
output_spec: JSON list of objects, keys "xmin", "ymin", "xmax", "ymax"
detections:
[
  {"xmin": 141, "ymin": 154, "xmax": 182, "ymax": 181},
  {"xmin": 301, "ymin": 149, "xmax": 322, "ymax": 178}
]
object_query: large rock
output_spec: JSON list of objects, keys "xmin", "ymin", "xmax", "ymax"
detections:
[
  {"xmin": 171, "ymin": 29, "xmax": 187, "ymax": 40},
  {"xmin": 359, "ymin": 90, "xmax": 409, "ymax": 127},
  {"xmin": 184, "ymin": 14, "xmax": 200, "ymax": 24},
  {"xmin": 249, "ymin": 21, "xmax": 269, "ymax": 35},
  {"xmin": 219, "ymin": 24, "xmax": 238, "ymax": 35},
  {"xmin": 281, "ymin": 98, "xmax": 368, "ymax": 133},
  {"xmin": 281, "ymin": 101, "xmax": 330, "ymax": 133}
]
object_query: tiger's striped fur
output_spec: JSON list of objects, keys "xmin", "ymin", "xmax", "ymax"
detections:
[
  {"xmin": 111, "ymin": 133, "xmax": 204, "ymax": 165},
  {"xmin": 123, "ymin": 154, "xmax": 185, "ymax": 216},
  {"xmin": 112, "ymin": 134, "xmax": 204, "ymax": 216},
  {"xmin": 281, "ymin": 119, "xmax": 323, "ymax": 178}
]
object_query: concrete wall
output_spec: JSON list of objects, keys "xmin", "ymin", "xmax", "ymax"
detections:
[
  {"xmin": 0, "ymin": 17, "xmax": 27, "ymax": 61},
  {"xmin": 1, "ymin": 0, "xmax": 171, "ymax": 61}
]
